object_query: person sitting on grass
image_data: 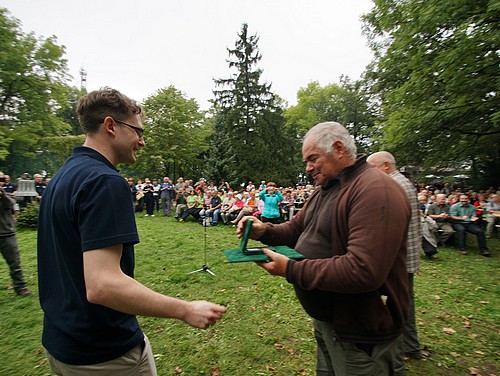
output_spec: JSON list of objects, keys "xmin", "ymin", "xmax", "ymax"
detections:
[
  {"xmin": 230, "ymin": 190, "xmax": 259, "ymax": 225},
  {"xmin": 179, "ymin": 189, "xmax": 203, "ymax": 222},
  {"xmin": 219, "ymin": 192, "xmax": 235, "ymax": 224},
  {"xmin": 205, "ymin": 190, "xmax": 222, "ymax": 226},
  {"xmin": 221, "ymin": 194, "xmax": 244, "ymax": 224}
]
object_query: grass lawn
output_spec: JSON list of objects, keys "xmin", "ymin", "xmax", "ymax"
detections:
[{"xmin": 0, "ymin": 214, "xmax": 498, "ymax": 375}]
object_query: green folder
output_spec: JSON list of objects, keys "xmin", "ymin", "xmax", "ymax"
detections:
[{"xmin": 223, "ymin": 220, "xmax": 304, "ymax": 263}]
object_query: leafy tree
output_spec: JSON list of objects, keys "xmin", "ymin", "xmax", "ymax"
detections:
[
  {"xmin": 212, "ymin": 23, "xmax": 296, "ymax": 186},
  {"xmin": 121, "ymin": 86, "xmax": 208, "ymax": 180},
  {"xmin": 362, "ymin": 0, "xmax": 500, "ymax": 187},
  {"xmin": 0, "ymin": 8, "xmax": 72, "ymax": 177},
  {"xmin": 284, "ymin": 78, "xmax": 378, "ymax": 154}
]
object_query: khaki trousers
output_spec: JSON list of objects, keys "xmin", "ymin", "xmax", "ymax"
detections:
[{"xmin": 45, "ymin": 335, "xmax": 156, "ymax": 375}]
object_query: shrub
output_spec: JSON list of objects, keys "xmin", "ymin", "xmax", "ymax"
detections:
[{"xmin": 16, "ymin": 201, "xmax": 39, "ymax": 229}]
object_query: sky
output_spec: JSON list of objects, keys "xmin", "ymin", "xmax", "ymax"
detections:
[{"xmin": 1, "ymin": 0, "xmax": 375, "ymax": 110}]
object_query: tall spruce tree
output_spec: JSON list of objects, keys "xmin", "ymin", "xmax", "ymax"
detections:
[{"xmin": 212, "ymin": 23, "xmax": 296, "ymax": 186}]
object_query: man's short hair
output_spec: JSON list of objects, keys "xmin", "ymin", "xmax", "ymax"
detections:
[
  {"xmin": 304, "ymin": 122, "xmax": 357, "ymax": 159},
  {"xmin": 76, "ymin": 87, "xmax": 144, "ymax": 134}
]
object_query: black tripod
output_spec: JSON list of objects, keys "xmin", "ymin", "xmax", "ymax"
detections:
[{"xmin": 188, "ymin": 216, "xmax": 215, "ymax": 276}]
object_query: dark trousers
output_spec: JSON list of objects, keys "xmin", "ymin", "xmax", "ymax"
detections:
[
  {"xmin": 0, "ymin": 235, "xmax": 27, "ymax": 292},
  {"xmin": 314, "ymin": 319, "xmax": 399, "ymax": 375},
  {"xmin": 144, "ymin": 195, "xmax": 154, "ymax": 215},
  {"xmin": 452, "ymin": 222, "xmax": 488, "ymax": 251},
  {"xmin": 153, "ymin": 195, "xmax": 160, "ymax": 212},
  {"xmin": 262, "ymin": 216, "xmax": 280, "ymax": 224},
  {"xmin": 137, "ymin": 198, "xmax": 144, "ymax": 212},
  {"xmin": 182, "ymin": 208, "xmax": 201, "ymax": 221},
  {"xmin": 394, "ymin": 273, "xmax": 420, "ymax": 375}
]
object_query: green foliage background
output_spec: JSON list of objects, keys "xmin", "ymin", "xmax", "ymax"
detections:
[{"xmin": 1, "ymin": 4, "xmax": 499, "ymax": 187}]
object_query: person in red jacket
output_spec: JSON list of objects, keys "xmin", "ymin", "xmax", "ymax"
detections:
[{"xmin": 238, "ymin": 122, "xmax": 410, "ymax": 375}]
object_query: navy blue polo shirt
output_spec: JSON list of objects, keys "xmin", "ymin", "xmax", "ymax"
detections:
[{"xmin": 37, "ymin": 146, "xmax": 143, "ymax": 365}]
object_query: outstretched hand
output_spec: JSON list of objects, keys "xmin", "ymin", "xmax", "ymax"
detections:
[
  {"xmin": 184, "ymin": 301, "xmax": 227, "ymax": 329},
  {"xmin": 256, "ymin": 248, "xmax": 289, "ymax": 277}
]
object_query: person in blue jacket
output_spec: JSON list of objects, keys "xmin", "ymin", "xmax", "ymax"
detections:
[{"xmin": 258, "ymin": 181, "xmax": 283, "ymax": 224}]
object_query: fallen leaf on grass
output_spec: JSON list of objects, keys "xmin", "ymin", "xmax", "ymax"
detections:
[
  {"xmin": 211, "ymin": 366, "xmax": 221, "ymax": 376},
  {"xmin": 268, "ymin": 365, "xmax": 276, "ymax": 371},
  {"xmin": 154, "ymin": 326, "xmax": 164, "ymax": 333},
  {"xmin": 450, "ymin": 352, "xmax": 461, "ymax": 357},
  {"xmin": 463, "ymin": 320, "xmax": 472, "ymax": 328},
  {"xmin": 435, "ymin": 295, "xmax": 441, "ymax": 300},
  {"xmin": 174, "ymin": 366, "xmax": 183, "ymax": 374},
  {"xmin": 468, "ymin": 367, "xmax": 481, "ymax": 375},
  {"xmin": 478, "ymin": 301, "xmax": 489, "ymax": 304},
  {"xmin": 275, "ymin": 343, "xmax": 284, "ymax": 350},
  {"xmin": 296, "ymin": 369, "xmax": 307, "ymax": 375},
  {"xmin": 435, "ymin": 313, "xmax": 453, "ymax": 319},
  {"xmin": 443, "ymin": 327, "xmax": 456, "ymax": 335},
  {"xmin": 38, "ymin": 359, "xmax": 47, "ymax": 366},
  {"xmin": 287, "ymin": 348, "xmax": 296, "ymax": 355},
  {"xmin": 474, "ymin": 350, "xmax": 485, "ymax": 355}
]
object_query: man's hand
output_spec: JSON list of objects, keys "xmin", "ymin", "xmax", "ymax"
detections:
[
  {"xmin": 256, "ymin": 249, "xmax": 289, "ymax": 277},
  {"xmin": 236, "ymin": 216, "xmax": 266, "ymax": 240},
  {"xmin": 183, "ymin": 301, "xmax": 227, "ymax": 329}
]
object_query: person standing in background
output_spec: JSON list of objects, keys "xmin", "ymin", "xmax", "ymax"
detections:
[
  {"xmin": 0, "ymin": 171, "xmax": 31, "ymax": 296},
  {"xmin": 160, "ymin": 177, "xmax": 174, "ymax": 217},
  {"xmin": 258, "ymin": 182, "xmax": 283, "ymax": 224},
  {"xmin": 34, "ymin": 173, "xmax": 46, "ymax": 201},
  {"xmin": 3, "ymin": 175, "xmax": 17, "ymax": 194},
  {"xmin": 152, "ymin": 179, "xmax": 161, "ymax": 213},
  {"xmin": 367, "ymin": 151, "xmax": 424, "ymax": 375}
]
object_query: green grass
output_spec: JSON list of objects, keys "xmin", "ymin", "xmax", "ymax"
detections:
[{"xmin": 0, "ymin": 215, "xmax": 499, "ymax": 375}]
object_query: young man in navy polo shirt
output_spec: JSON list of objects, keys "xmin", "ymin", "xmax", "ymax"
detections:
[{"xmin": 37, "ymin": 88, "xmax": 226, "ymax": 375}]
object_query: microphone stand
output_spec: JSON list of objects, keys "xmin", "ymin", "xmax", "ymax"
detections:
[{"xmin": 188, "ymin": 215, "xmax": 215, "ymax": 276}]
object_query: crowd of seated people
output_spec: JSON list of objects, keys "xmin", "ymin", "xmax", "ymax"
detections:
[
  {"xmin": 415, "ymin": 182, "xmax": 499, "ymax": 256},
  {"xmin": 128, "ymin": 176, "xmax": 499, "ymax": 255}
]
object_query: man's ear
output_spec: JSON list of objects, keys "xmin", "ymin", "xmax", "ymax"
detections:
[
  {"xmin": 102, "ymin": 116, "xmax": 116, "ymax": 136},
  {"xmin": 332, "ymin": 140, "xmax": 345, "ymax": 157}
]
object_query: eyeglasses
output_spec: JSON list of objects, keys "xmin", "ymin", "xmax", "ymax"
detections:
[{"xmin": 112, "ymin": 119, "xmax": 145, "ymax": 138}]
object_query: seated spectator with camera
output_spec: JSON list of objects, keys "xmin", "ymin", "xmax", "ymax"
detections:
[{"xmin": 427, "ymin": 193, "xmax": 455, "ymax": 246}]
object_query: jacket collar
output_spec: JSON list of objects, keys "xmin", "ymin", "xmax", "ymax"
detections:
[{"xmin": 321, "ymin": 154, "xmax": 368, "ymax": 190}]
